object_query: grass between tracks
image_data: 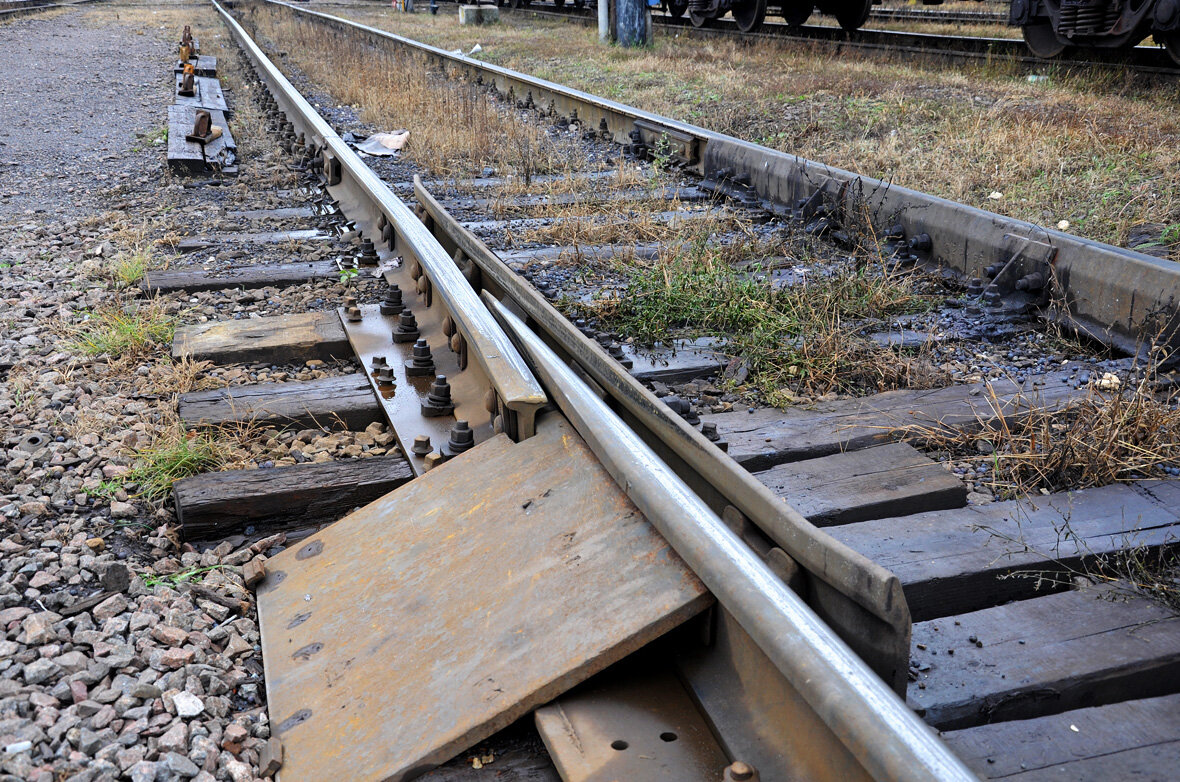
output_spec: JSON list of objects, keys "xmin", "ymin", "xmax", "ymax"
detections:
[
  {"xmin": 319, "ymin": 6, "xmax": 1180, "ymax": 256},
  {"xmin": 571, "ymin": 228, "xmax": 948, "ymax": 402},
  {"xmin": 899, "ymin": 371, "xmax": 1180, "ymax": 500},
  {"xmin": 241, "ymin": 4, "xmax": 573, "ymax": 179}
]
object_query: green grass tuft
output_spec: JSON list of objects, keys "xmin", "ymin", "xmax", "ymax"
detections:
[
  {"xmin": 72, "ymin": 304, "xmax": 175, "ymax": 359},
  {"xmin": 125, "ymin": 429, "xmax": 227, "ymax": 502}
]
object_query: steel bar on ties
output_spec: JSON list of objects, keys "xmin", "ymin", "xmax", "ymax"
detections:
[{"xmin": 483, "ymin": 292, "xmax": 980, "ymax": 782}]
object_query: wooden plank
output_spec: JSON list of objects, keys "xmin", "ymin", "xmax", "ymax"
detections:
[
  {"xmin": 907, "ymin": 585, "xmax": 1180, "ymax": 730},
  {"xmin": 753, "ymin": 442, "xmax": 966, "ymax": 526},
  {"xmin": 702, "ymin": 374, "xmax": 1080, "ymax": 471},
  {"xmin": 178, "ymin": 375, "xmax": 382, "ymax": 431},
  {"xmin": 142, "ymin": 259, "xmax": 339, "ymax": 294},
  {"xmin": 256, "ymin": 415, "xmax": 711, "ymax": 781},
  {"xmin": 167, "ymin": 104, "xmax": 237, "ymax": 175},
  {"xmin": 174, "ymin": 455, "xmax": 412, "ymax": 540},
  {"xmin": 174, "ymin": 74, "xmax": 228, "ymax": 112},
  {"xmin": 829, "ymin": 481, "xmax": 1180, "ymax": 621},
  {"xmin": 171, "ymin": 311, "xmax": 351, "ymax": 365},
  {"xmin": 943, "ymin": 693, "xmax": 1180, "ymax": 780}
]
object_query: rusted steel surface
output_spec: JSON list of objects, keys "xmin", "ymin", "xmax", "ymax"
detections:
[
  {"xmin": 534, "ymin": 661, "xmax": 730, "ymax": 780},
  {"xmin": 484, "ymin": 295, "xmax": 978, "ymax": 782},
  {"xmin": 255, "ymin": 415, "xmax": 711, "ymax": 781},
  {"xmin": 677, "ymin": 609, "xmax": 877, "ymax": 782},
  {"xmin": 418, "ymin": 181, "xmax": 912, "ymax": 692},
  {"xmin": 212, "ymin": 0, "xmax": 546, "ymax": 444},
  {"xmin": 267, "ymin": 0, "xmax": 1180, "ymax": 359},
  {"xmin": 339, "ymin": 303, "xmax": 495, "ymax": 477}
]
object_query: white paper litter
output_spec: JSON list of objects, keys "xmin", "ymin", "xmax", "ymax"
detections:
[{"xmin": 355, "ymin": 130, "xmax": 410, "ymax": 157}]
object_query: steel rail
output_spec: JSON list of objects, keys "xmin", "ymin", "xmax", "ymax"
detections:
[
  {"xmin": 414, "ymin": 178, "xmax": 913, "ymax": 691},
  {"xmin": 262, "ymin": 0, "xmax": 1180, "ymax": 361},
  {"xmin": 0, "ymin": 0, "xmax": 106, "ymax": 20},
  {"xmin": 484, "ymin": 293, "xmax": 979, "ymax": 782},
  {"xmin": 211, "ymin": 0, "xmax": 547, "ymax": 438}
]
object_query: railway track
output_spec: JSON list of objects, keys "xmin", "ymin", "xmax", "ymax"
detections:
[
  {"xmin": 507, "ymin": 1, "xmax": 1180, "ymax": 74},
  {"xmin": 142, "ymin": 0, "xmax": 1180, "ymax": 779},
  {"xmin": 0, "ymin": 0, "xmax": 103, "ymax": 20}
]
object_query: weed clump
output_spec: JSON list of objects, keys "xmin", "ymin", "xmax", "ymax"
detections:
[
  {"xmin": 71, "ymin": 303, "xmax": 175, "ymax": 360},
  {"xmin": 106, "ymin": 249, "xmax": 154, "ymax": 288},
  {"xmin": 579, "ymin": 235, "xmax": 945, "ymax": 402},
  {"xmin": 124, "ymin": 429, "xmax": 227, "ymax": 502}
]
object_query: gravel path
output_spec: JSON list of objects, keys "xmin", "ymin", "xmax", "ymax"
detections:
[{"xmin": 0, "ymin": 5, "xmax": 347, "ymax": 780}]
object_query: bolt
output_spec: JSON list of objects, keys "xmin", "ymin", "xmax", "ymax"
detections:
[
  {"xmin": 724, "ymin": 762, "xmax": 757, "ymax": 782},
  {"xmin": 371, "ymin": 356, "xmax": 389, "ymax": 371},
  {"xmin": 421, "ymin": 374, "xmax": 455, "ymax": 417},
  {"xmin": 966, "ymin": 278, "xmax": 985, "ymax": 297},
  {"xmin": 345, "ymin": 305, "xmax": 362, "ymax": 323},
  {"xmin": 374, "ymin": 366, "xmax": 395, "ymax": 386},
  {"xmin": 700, "ymin": 421, "xmax": 729, "ymax": 452},
  {"xmin": 405, "ymin": 339, "xmax": 436, "ymax": 377},
  {"xmin": 358, "ymin": 238, "xmax": 379, "ymax": 266},
  {"xmin": 423, "ymin": 452, "xmax": 444, "ymax": 471},
  {"xmin": 379, "ymin": 284, "xmax": 404, "ymax": 316},
  {"xmin": 392, "ymin": 309, "xmax": 420, "ymax": 343},
  {"xmin": 445, "ymin": 420, "xmax": 475, "ymax": 456},
  {"xmin": 1015, "ymin": 271, "xmax": 1045, "ymax": 292},
  {"xmin": 908, "ymin": 233, "xmax": 932, "ymax": 253},
  {"xmin": 411, "ymin": 435, "xmax": 432, "ymax": 457}
]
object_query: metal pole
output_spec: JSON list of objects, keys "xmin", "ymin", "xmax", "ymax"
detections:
[
  {"xmin": 598, "ymin": 0, "xmax": 610, "ymax": 42},
  {"xmin": 615, "ymin": 0, "xmax": 647, "ymax": 45},
  {"xmin": 484, "ymin": 293, "xmax": 980, "ymax": 782}
]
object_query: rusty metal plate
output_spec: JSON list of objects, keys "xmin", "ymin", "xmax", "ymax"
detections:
[
  {"xmin": 535, "ymin": 657, "xmax": 729, "ymax": 780},
  {"xmin": 340, "ymin": 304, "xmax": 494, "ymax": 478},
  {"xmin": 256, "ymin": 414, "xmax": 711, "ymax": 781}
]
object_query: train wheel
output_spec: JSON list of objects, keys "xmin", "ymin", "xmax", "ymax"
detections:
[
  {"xmin": 782, "ymin": 3, "xmax": 812, "ymax": 26},
  {"xmin": 689, "ymin": 8, "xmax": 711, "ymax": 26},
  {"xmin": 668, "ymin": 0, "xmax": 688, "ymax": 17},
  {"xmin": 573, "ymin": 0, "xmax": 585, "ymax": 7},
  {"xmin": 1022, "ymin": 22, "xmax": 1066, "ymax": 58},
  {"xmin": 732, "ymin": 0, "xmax": 768, "ymax": 31},
  {"xmin": 1163, "ymin": 32, "xmax": 1180, "ymax": 66},
  {"xmin": 554, "ymin": 0, "xmax": 565, "ymax": 7},
  {"xmin": 833, "ymin": 0, "xmax": 870, "ymax": 30}
]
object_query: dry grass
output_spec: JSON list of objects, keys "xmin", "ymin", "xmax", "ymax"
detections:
[
  {"xmin": 319, "ymin": 6, "xmax": 1180, "ymax": 254},
  {"xmin": 897, "ymin": 373, "xmax": 1180, "ymax": 500},
  {"xmin": 511, "ymin": 201, "xmax": 737, "ymax": 246},
  {"xmin": 241, "ymin": 4, "xmax": 576, "ymax": 179}
]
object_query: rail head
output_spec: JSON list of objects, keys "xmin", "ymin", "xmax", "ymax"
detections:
[{"xmin": 212, "ymin": 0, "xmax": 546, "ymax": 436}]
